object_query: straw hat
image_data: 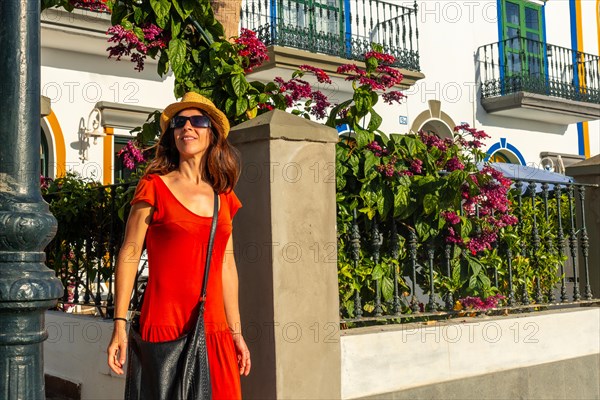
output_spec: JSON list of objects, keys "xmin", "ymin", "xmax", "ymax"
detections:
[{"xmin": 160, "ymin": 92, "xmax": 230, "ymax": 138}]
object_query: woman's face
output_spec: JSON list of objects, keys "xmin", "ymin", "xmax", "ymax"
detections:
[{"xmin": 172, "ymin": 108, "xmax": 212, "ymax": 158}]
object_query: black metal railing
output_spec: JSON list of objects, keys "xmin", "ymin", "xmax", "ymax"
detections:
[
  {"xmin": 43, "ymin": 181, "xmax": 141, "ymax": 318},
  {"xmin": 477, "ymin": 37, "xmax": 600, "ymax": 104},
  {"xmin": 340, "ymin": 178, "xmax": 599, "ymax": 324},
  {"xmin": 241, "ymin": 0, "xmax": 420, "ymax": 71}
]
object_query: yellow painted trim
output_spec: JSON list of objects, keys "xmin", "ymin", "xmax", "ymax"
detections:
[
  {"xmin": 583, "ymin": 122, "xmax": 590, "ymax": 158},
  {"xmin": 45, "ymin": 110, "xmax": 67, "ymax": 178},
  {"xmin": 103, "ymin": 127, "xmax": 114, "ymax": 185},
  {"xmin": 597, "ymin": 0, "xmax": 600, "ymax": 58},
  {"xmin": 575, "ymin": 1, "xmax": 590, "ymax": 158}
]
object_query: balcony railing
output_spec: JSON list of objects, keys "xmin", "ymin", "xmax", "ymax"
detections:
[
  {"xmin": 477, "ymin": 37, "xmax": 600, "ymax": 104},
  {"xmin": 241, "ymin": 0, "xmax": 420, "ymax": 71}
]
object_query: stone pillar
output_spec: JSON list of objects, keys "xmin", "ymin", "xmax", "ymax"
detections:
[
  {"xmin": 229, "ymin": 110, "xmax": 341, "ymax": 399},
  {"xmin": 210, "ymin": 0, "xmax": 242, "ymax": 40},
  {"xmin": 566, "ymin": 155, "xmax": 600, "ymax": 298},
  {"xmin": 0, "ymin": 1, "xmax": 63, "ymax": 398}
]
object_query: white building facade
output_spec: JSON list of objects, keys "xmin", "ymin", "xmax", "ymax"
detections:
[{"xmin": 40, "ymin": 0, "xmax": 600, "ymax": 184}]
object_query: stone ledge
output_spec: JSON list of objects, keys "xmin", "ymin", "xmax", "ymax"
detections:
[
  {"xmin": 249, "ymin": 45, "xmax": 425, "ymax": 91},
  {"xmin": 229, "ymin": 109, "xmax": 339, "ymax": 145},
  {"xmin": 481, "ymin": 91, "xmax": 600, "ymax": 125}
]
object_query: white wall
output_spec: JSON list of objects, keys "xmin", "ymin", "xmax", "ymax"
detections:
[
  {"xmin": 41, "ymin": 8, "xmax": 175, "ymax": 183},
  {"xmin": 340, "ymin": 307, "xmax": 600, "ymax": 399},
  {"xmin": 371, "ymin": 0, "xmax": 600, "ymax": 165},
  {"xmin": 44, "ymin": 311, "xmax": 125, "ymax": 400}
]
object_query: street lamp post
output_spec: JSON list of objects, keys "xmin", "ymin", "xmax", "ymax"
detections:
[{"xmin": 0, "ymin": 1, "xmax": 63, "ymax": 398}]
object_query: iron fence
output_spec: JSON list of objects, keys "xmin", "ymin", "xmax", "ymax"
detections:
[
  {"xmin": 340, "ymin": 178, "xmax": 599, "ymax": 324},
  {"xmin": 44, "ymin": 175, "xmax": 599, "ymax": 324},
  {"xmin": 241, "ymin": 0, "xmax": 420, "ymax": 71},
  {"xmin": 476, "ymin": 36, "xmax": 600, "ymax": 104},
  {"xmin": 43, "ymin": 180, "xmax": 142, "ymax": 318}
]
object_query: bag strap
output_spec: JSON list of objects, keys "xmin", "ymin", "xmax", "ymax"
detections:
[{"xmin": 198, "ymin": 191, "xmax": 219, "ymax": 303}]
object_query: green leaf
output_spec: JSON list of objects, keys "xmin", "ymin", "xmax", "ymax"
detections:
[
  {"xmin": 393, "ymin": 186, "xmax": 409, "ymax": 216},
  {"xmin": 250, "ymin": 81, "xmax": 266, "ymax": 92},
  {"xmin": 157, "ymin": 50, "xmax": 169, "ymax": 76},
  {"xmin": 367, "ymin": 108, "xmax": 383, "ymax": 132},
  {"xmin": 150, "ymin": 0, "xmax": 171, "ymax": 28},
  {"xmin": 466, "ymin": 255, "xmax": 483, "ymax": 276},
  {"xmin": 378, "ymin": 184, "xmax": 394, "ymax": 219},
  {"xmin": 235, "ymin": 97, "xmax": 248, "ymax": 116},
  {"xmin": 365, "ymin": 56, "xmax": 377, "ymax": 73},
  {"xmin": 265, "ymin": 82, "xmax": 278, "ymax": 92},
  {"xmin": 379, "ymin": 132, "xmax": 390, "ymax": 146},
  {"xmin": 469, "ymin": 274, "xmax": 478, "ymax": 289},
  {"xmin": 405, "ymin": 137, "xmax": 417, "ymax": 157},
  {"xmin": 133, "ymin": 7, "xmax": 143, "ymax": 24},
  {"xmin": 452, "ymin": 263, "xmax": 461, "ymax": 283},
  {"xmin": 172, "ymin": 0, "xmax": 192, "ymax": 19},
  {"xmin": 479, "ymin": 274, "xmax": 491, "ymax": 289},
  {"xmin": 372, "ymin": 263, "xmax": 385, "ymax": 281},
  {"xmin": 231, "ymin": 74, "xmax": 249, "ymax": 98},
  {"xmin": 363, "ymin": 151, "xmax": 379, "ymax": 177},
  {"xmin": 111, "ymin": 3, "xmax": 127, "ymax": 26},
  {"xmin": 171, "ymin": 18, "xmax": 181, "ymax": 38},
  {"xmin": 353, "ymin": 90, "xmax": 372, "ymax": 115},
  {"xmin": 120, "ymin": 19, "xmax": 133, "ymax": 31},
  {"xmin": 461, "ymin": 218, "xmax": 473, "ymax": 237},
  {"xmin": 415, "ymin": 218, "xmax": 431, "ymax": 241},
  {"xmin": 355, "ymin": 129, "xmax": 373, "ymax": 149},
  {"xmin": 423, "ymin": 194, "xmax": 439, "ymax": 215},
  {"xmin": 133, "ymin": 26, "xmax": 145, "ymax": 41},
  {"xmin": 360, "ymin": 187, "xmax": 378, "ymax": 208},
  {"xmin": 167, "ymin": 38, "xmax": 187, "ymax": 78},
  {"xmin": 248, "ymin": 96, "xmax": 258, "ymax": 110},
  {"xmin": 348, "ymin": 153, "xmax": 360, "ymax": 176},
  {"xmin": 382, "ymin": 276, "xmax": 394, "ymax": 302},
  {"xmin": 326, "ymin": 99, "xmax": 353, "ymax": 128},
  {"xmin": 224, "ymin": 97, "xmax": 235, "ymax": 116}
]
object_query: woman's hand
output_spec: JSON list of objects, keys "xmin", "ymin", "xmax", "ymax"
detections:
[
  {"xmin": 232, "ymin": 333, "xmax": 251, "ymax": 376},
  {"xmin": 107, "ymin": 322, "xmax": 128, "ymax": 375}
]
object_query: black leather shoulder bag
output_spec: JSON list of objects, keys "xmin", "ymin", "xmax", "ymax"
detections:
[{"xmin": 125, "ymin": 191, "xmax": 218, "ymax": 400}]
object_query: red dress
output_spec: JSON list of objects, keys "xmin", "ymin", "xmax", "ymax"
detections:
[{"xmin": 131, "ymin": 174, "xmax": 242, "ymax": 400}]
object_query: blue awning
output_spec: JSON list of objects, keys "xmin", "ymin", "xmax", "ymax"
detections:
[{"xmin": 483, "ymin": 162, "xmax": 574, "ymax": 193}]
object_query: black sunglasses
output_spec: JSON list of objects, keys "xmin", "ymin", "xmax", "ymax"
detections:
[{"xmin": 170, "ymin": 115, "xmax": 212, "ymax": 129}]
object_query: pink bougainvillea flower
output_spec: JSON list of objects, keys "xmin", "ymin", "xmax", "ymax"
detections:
[
  {"xmin": 235, "ymin": 28, "xmax": 269, "ymax": 73},
  {"xmin": 299, "ymin": 65, "xmax": 332, "ymax": 84},
  {"xmin": 117, "ymin": 140, "xmax": 145, "ymax": 170}
]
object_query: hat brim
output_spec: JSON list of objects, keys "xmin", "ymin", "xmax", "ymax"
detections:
[{"xmin": 160, "ymin": 97, "xmax": 230, "ymax": 138}]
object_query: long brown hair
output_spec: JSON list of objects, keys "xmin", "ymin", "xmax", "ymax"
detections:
[{"xmin": 144, "ymin": 115, "xmax": 241, "ymax": 193}]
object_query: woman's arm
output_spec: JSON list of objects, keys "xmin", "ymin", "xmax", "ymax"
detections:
[
  {"xmin": 222, "ymin": 234, "xmax": 251, "ymax": 376},
  {"xmin": 107, "ymin": 202, "xmax": 153, "ymax": 375}
]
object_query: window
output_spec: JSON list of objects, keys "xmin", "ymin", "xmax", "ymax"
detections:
[
  {"xmin": 489, "ymin": 150, "xmax": 516, "ymax": 164},
  {"xmin": 485, "ymin": 139, "xmax": 526, "ymax": 165},
  {"xmin": 419, "ymin": 120, "xmax": 453, "ymax": 139},
  {"xmin": 279, "ymin": 0, "xmax": 342, "ymax": 36},
  {"xmin": 501, "ymin": 0, "xmax": 545, "ymax": 78},
  {"xmin": 114, "ymin": 136, "xmax": 135, "ymax": 183},
  {"xmin": 40, "ymin": 129, "xmax": 49, "ymax": 177}
]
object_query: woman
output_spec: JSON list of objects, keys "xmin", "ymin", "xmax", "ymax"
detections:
[{"xmin": 107, "ymin": 92, "xmax": 251, "ymax": 399}]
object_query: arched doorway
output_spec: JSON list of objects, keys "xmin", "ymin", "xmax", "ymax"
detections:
[{"xmin": 410, "ymin": 100, "xmax": 457, "ymax": 139}]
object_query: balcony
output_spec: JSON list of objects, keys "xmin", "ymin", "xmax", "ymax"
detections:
[
  {"xmin": 476, "ymin": 37, "xmax": 600, "ymax": 124},
  {"xmin": 241, "ymin": 0, "xmax": 424, "ymax": 88}
]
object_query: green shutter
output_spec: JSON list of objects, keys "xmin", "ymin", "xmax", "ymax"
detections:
[{"xmin": 501, "ymin": 0, "xmax": 544, "ymax": 78}]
